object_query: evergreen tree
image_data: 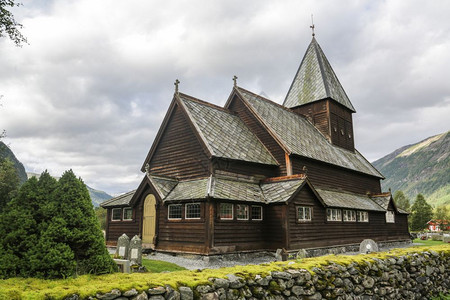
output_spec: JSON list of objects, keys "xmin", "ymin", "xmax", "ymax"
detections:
[
  {"xmin": 410, "ymin": 194, "xmax": 433, "ymax": 231},
  {"xmin": 0, "ymin": 158, "xmax": 20, "ymax": 213},
  {"xmin": 393, "ymin": 190, "xmax": 410, "ymax": 212},
  {"xmin": 52, "ymin": 170, "xmax": 116, "ymax": 275},
  {"xmin": 0, "ymin": 170, "xmax": 116, "ymax": 279}
]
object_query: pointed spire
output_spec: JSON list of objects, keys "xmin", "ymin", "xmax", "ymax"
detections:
[{"xmin": 283, "ymin": 37, "xmax": 355, "ymax": 112}]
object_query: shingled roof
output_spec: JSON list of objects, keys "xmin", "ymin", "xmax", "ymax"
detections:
[
  {"xmin": 178, "ymin": 94, "xmax": 277, "ymax": 166},
  {"xmin": 100, "ymin": 190, "xmax": 135, "ymax": 208},
  {"xmin": 237, "ymin": 88, "xmax": 383, "ymax": 178},
  {"xmin": 315, "ymin": 188, "xmax": 385, "ymax": 212},
  {"xmin": 284, "ymin": 37, "xmax": 355, "ymax": 112}
]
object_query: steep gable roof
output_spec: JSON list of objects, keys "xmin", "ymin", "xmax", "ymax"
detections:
[
  {"xmin": 236, "ymin": 87, "xmax": 383, "ymax": 178},
  {"xmin": 284, "ymin": 37, "xmax": 355, "ymax": 112},
  {"xmin": 178, "ymin": 94, "xmax": 277, "ymax": 166}
]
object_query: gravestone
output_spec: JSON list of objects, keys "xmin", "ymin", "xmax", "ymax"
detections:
[
  {"xmin": 128, "ymin": 235, "xmax": 143, "ymax": 265},
  {"xmin": 359, "ymin": 239, "xmax": 378, "ymax": 254},
  {"xmin": 296, "ymin": 249, "xmax": 308, "ymax": 259},
  {"xmin": 116, "ymin": 233, "xmax": 130, "ymax": 259}
]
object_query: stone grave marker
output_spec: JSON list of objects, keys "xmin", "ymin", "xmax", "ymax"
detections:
[
  {"xmin": 116, "ymin": 233, "xmax": 130, "ymax": 259},
  {"xmin": 359, "ymin": 239, "xmax": 378, "ymax": 254},
  {"xmin": 128, "ymin": 235, "xmax": 142, "ymax": 265}
]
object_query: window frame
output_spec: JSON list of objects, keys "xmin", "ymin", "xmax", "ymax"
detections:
[
  {"xmin": 219, "ymin": 203, "xmax": 234, "ymax": 220},
  {"xmin": 297, "ymin": 206, "xmax": 312, "ymax": 222},
  {"xmin": 236, "ymin": 204, "xmax": 249, "ymax": 220},
  {"xmin": 123, "ymin": 207, "xmax": 133, "ymax": 221},
  {"xmin": 185, "ymin": 203, "xmax": 201, "ymax": 220},
  {"xmin": 357, "ymin": 211, "xmax": 369, "ymax": 223},
  {"xmin": 343, "ymin": 209, "xmax": 356, "ymax": 222},
  {"xmin": 168, "ymin": 204, "xmax": 183, "ymax": 220},
  {"xmin": 111, "ymin": 208, "xmax": 122, "ymax": 221},
  {"xmin": 386, "ymin": 210, "xmax": 395, "ymax": 223},
  {"xmin": 326, "ymin": 208, "xmax": 342, "ymax": 222},
  {"xmin": 251, "ymin": 205, "xmax": 263, "ymax": 221}
]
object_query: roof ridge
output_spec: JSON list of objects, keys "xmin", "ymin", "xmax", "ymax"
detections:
[
  {"xmin": 179, "ymin": 92, "xmax": 230, "ymax": 113},
  {"xmin": 262, "ymin": 174, "xmax": 306, "ymax": 183}
]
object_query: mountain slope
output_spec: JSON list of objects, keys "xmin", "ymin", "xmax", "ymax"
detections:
[
  {"xmin": 373, "ymin": 131, "xmax": 450, "ymax": 207},
  {"xmin": 0, "ymin": 141, "xmax": 28, "ymax": 184}
]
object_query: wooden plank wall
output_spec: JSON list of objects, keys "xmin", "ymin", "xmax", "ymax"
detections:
[
  {"xmin": 263, "ymin": 205, "xmax": 286, "ymax": 249},
  {"xmin": 156, "ymin": 201, "xmax": 207, "ymax": 254},
  {"xmin": 105, "ymin": 207, "xmax": 141, "ymax": 244},
  {"xmin": 292, "ymin": 157, "xmax": 382, "ymax": 195},
  {"xmin": 149, "ymin": 104, "xmax": 210, "ymax": 179},
  {"xmin": 329, "ymin": 101, "xmax": 354, "ymax": 151},
  {"xmin": 213, "ymin": 203, "xmax": 266, "ymax": 251},
  {"xmin": 212, "ymin": 159, "xmax": 278, "ymax": 179},
  {"xmin": 287, "ymin": 186, "xmax": 410, "ymax": 250},
  {"xmin": 228, "ymin": 96, "xmax": 286, "ymax": 176}
]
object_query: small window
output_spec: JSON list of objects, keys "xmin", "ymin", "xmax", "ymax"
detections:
[
  {"xmin": 111, "ymin": 208, "xmax": 121, "ymax": 221},
  {"xmin": 297, "ymin": 206, "xmax": 312, "ymax": 221},
  {"xmin": 186, "ymin": 203, "xmax": 201, "ymax": 219},
  {"xmin": 219, "ymin": 203, "xmax": 233, "ymax": 220},
  {"xmin": 326, "ymin": 208, "xmax": 342, "ymax": 221},
  {"xmin": 123, "ymin": 207, "xmax": 133, "ymax": 221},
  {"xmin": 386, "ymin": 211, "xmax": 395, "ymax": 223},
  {"xmin": 357, "ymin": 211, "xmax": 369, "ymax": 222},
  {"xmin": 168, "ymin": 204, "xmax": 182, "ymax": 220},
  {"xmin": 251, "ymin": 206, "xmax": 263, "ymax": 221},
  {"xmin": 236, "ymin": 204, "xmax": 249, "ymax": 220},
  {"xmin": 343, "ymin": 210, "xmax": 356, "ymax": 222}
]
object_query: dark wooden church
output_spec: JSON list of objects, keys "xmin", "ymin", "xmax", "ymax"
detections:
[{"xmin": 101, "ymin": 36, "xmax": 410, "ymax": 254}]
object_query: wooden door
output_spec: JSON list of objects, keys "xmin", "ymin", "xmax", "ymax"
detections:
[{"xmin": 142, "ymin": 194, "xmax": 156, "ymax": 244}]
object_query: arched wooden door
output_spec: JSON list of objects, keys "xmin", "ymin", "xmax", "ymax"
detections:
[{"xmin": 142, "ymin": 194, "xmax": 156, "ymax": 244}]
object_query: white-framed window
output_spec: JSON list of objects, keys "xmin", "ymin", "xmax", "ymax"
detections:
[
  {"xmin": 343, "ymin": 210, "xmax": 356, "ymax": 222},
  {"xmin": 123, "ymin": 207, "xmax": 133, "ymax": 221},
  {"xmin": 251, "ymin": 206, "xmax": 263, "ymax": 221},
  {"xmin": 236, "ymin": 204, "xmax": 249, "ymax": 220},
  {"xmin": 219, "ymin": 203, "xmax": 233, "ymax": 220},
  {"xmin": 357, "ymin": 211, "xmax": 369, "ymax": 222},
  {"xmin": 297, "ymin": 206, "xmax": 312, "ymax": 221},
  {"xmin": 168, "ymin": 204, "xmax": 182, "ymax": 220},
  {"xmin": 111, "ymin": 208, "xmax": 121, "ymax": 221},
  {"xmin": 185, "ymin": 203, "xmax": 201, "ymax": 219},
  {"xmin": 327, "ymin": 208, "xmax": 342, "ymax": 221},
  {"xmin": 386, "ymin": 211, "xmax": 395, "ymax": 223}
]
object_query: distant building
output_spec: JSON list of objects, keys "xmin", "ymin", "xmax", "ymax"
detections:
[
  {"xmin": 428, "ymin": 220, "xmax": 450, "ymax": 232},
  {"xmin": 101, "ymin": 36, "xmax": 410, "ymax": 254}
]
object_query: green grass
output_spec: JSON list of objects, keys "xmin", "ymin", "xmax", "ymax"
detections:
[
  {"xmin": 141, "ymin": 259, "xmax": 186, "ymax": 273},
  {"xmin": 413, "ymin": 238, "xmax": 448, "ymax": 246}
]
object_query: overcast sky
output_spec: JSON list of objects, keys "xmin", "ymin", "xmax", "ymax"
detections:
[{"xmin": 1, "ymin": 0, "xmax": 449, "ymax": 195}]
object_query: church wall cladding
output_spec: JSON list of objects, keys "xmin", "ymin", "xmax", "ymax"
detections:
[
  {"xmin": 286, "ymin": 186, "xmax": 409, "ymax": 250},
  {"xmin": 213, "ymin": 202, "xmax": 267, "ymax": 251},
  {"xmin": 212, "ymin": 158, "xmax": 278, "ymax": 179},
  {"xmin": 106, "ymin": 207, "xmax": 141, "ymax": 245},
  {"xmin": 227, "ymin": 95, "xmax": 286, "ymax": 176},
  {"xmin": 148, "ymin": 104, "xmax": 210, "ymax": 180},
  {"xmin": 291, "ymin": 157, "xmax": 381, "ymax": 195},
  {"xmin": 157, "ymin": 200, "xmax": 208, "ymax": 254}
]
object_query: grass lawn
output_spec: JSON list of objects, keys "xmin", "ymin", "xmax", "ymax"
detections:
[
  {"xmin": 141, "ymin": 258, "xmax": 186, "ymax": 273},
  {"xmin": 413, "ymin": 238, "xmax": 448, "ymax": 246}
]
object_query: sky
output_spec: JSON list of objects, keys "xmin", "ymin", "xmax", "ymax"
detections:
[{"xmin": 1, "ymin": 0, "xmax": 449, "ymax": 195}]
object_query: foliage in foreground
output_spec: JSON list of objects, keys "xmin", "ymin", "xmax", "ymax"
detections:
[
  {"xmin": 0, "ymin": 170, "xmax": 116, "ymax": 279},
  {"xmin": 0, "ymin": 244, "xmax": 448, "ymax": 300}
]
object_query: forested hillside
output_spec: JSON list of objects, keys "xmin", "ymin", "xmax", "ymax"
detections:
[{"xmin": 373, "ymin": 131, "xmax": 450, "ymax": 207}]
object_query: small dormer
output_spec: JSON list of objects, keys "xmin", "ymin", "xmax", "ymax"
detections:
[{"xmin": 283, "ymin": 37, "xmax": 355, "ymax": 152}]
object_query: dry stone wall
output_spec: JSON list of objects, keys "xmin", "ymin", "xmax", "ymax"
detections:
[{"xmin": 69, "ymin": 250, "xmax": 449, "ymax": 300}]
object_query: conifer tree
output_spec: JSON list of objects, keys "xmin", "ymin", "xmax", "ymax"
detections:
[
  {"xmin": 0, "ymin": 158, "xmax": 20, "ymax": 213},
  {"xmin": 393, "ymin": 190, "xmax": 410, "ymax": 212},
  {"xmin": 410, "ymin": 194, "xmax": 433, "ymax": 231}
]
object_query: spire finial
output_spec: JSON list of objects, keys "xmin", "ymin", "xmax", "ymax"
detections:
[
  {"xmin": 310, "ymin": 14, "xmax": 315, "ymax": 37},
  {"xmin": 174, "ymin": 79, "xmax": 180, "ymax": 94},
  {"xmin": 233, "ymin": 75, "xmax": 238, "ymax": 87}
]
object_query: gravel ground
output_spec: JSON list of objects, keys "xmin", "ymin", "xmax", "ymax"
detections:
[{"xmin": 142, "ymin": 242, "xmax": 423, "ymax": 270}]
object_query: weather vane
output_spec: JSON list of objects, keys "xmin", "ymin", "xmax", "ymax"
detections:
[
  {"xmin": 233, "ymin": 75, "xmax": 238, "ymax": 87},
  {"xmin": 310, "ymin": 14, "xmax": 315, "ymax": 37}
]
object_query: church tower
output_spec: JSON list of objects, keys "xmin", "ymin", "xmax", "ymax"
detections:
[{"xmin": 283, "ymin": 37, "xmax": 356, "ymax": 151}]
